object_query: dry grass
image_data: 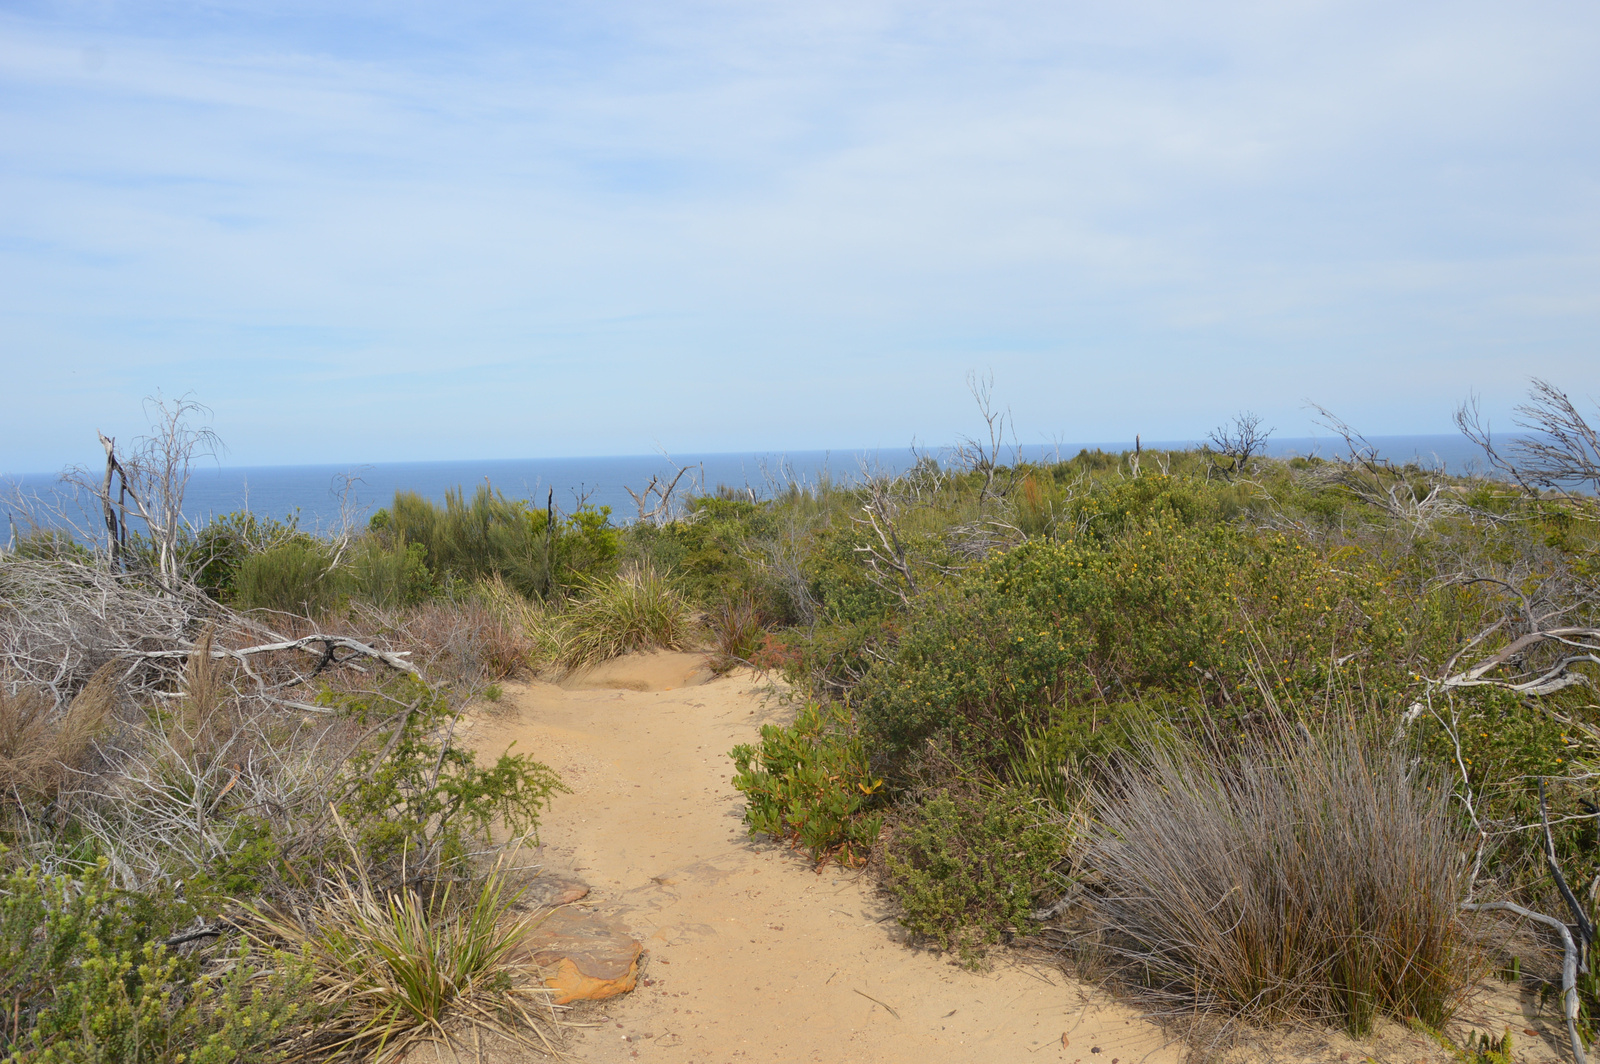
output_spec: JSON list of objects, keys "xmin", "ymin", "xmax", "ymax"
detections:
[
  {"xmin": 373, "ymin": 594, "xmax": 544, "ymax": 686},
  {"xmin": 248, "ymin": 851, "xmax": 560, "ymax": 1062},
  {"xmin": 0, "ymin": 661, "xmax": 116, "ymax": 803},
  {"xmin": 1084, "ymin": 716, "xmax": 1476, "ymax": 1035}
]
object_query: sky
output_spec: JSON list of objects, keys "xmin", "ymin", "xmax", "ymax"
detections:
[{"xmin": 2, "ymin": 0, "xmax": 1599, "ymax": 472}]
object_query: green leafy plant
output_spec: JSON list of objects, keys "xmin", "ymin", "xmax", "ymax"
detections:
[
  {"xmin": 884, "ymin": 786, "xmax": 1064, "ymax": 966},
  {"xmin": 331, "ymin": 677, "xmax": 566, "ymax": 874},
  {"xmin": 730, "ymin": 702, "xmax": 884, "ymax": 867},
  {"xmin": 1, "ymin": 857, "xmax": 310, "ymax": 1064}
]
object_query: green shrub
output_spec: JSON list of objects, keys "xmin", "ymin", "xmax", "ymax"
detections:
[
  {"xmin": 328, "ymin": 676, "xmax": 567, "ymax": 875},
  {"xmin": 347, "ymin": 537, "xmax": 435, "ymax": 607},
  {"xmin": 232, "ymin": 537, "xmax": 344, "ymax": 615},
  {"xmin": 856, "ymin": 519, "xmax": 1416, "ymax": 769},
  {"xmin": 884, "ymin": 786, "xmax": 1064, "ymax": 965},
  {"xmin": 0, "ymin": 858, "xmax": 311, "ymax": 1063},
  {"xmin": 189, "ymin": 511, "xmax": 300, "ymax": 601},
  {"xmin": 387, "ymin": 485, "xmax": 618, "ymax": 598},
  {"xmin": 730, "ymin": 702, "xmax": 884, "ymax": 867},
  {"xmin": 8, "ymin": 530, "xmax": 92, "ymax": 565}
]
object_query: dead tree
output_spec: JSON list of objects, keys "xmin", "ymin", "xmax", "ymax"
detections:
[
  {"xmin": 625, "ymin": 460, "xmax": 695, "ymax": 526},
  {"xmin": 67, "ymin": 395, "xmax": 221, "ymax": 588},
  {"xmin": 952, "ymin": 371, "xmax": 1011, "ymax": 504},
  {"xmin": 1458, "ymin": 379, "xmax": 1600, "ymax": 496},
  {"xmin": 854, "ymin": 475, "xmax": 918, "ymax": 606},
  {"xmin": 1207, "ymin": 412, "xmax": 1272, "ymax": 478}
]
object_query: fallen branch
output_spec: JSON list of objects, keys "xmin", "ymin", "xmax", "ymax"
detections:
[
  {"xmin": 1463, "ymin": 900, "xmax": 1587, "ymax": 1064},
  {"xmin": 1438, "ymin": 627, "xmax": 1600, "ymax": 696},
  {"xmin": 118, "ymin": 635, "xmax": 420, "ymax": 678}
]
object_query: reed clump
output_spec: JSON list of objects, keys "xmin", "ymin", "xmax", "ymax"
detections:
[{"xmin": 1085, "ymin": 718, "xmax": 1472, "ymax": 1034}]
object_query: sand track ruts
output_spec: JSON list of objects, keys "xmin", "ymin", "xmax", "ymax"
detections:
[{"xmin": 468, "ymin": 653, "xmax": 1182, "ymax": 1064}]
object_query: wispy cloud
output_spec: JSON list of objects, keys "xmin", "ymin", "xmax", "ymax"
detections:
[{"xmin": 2, "ymin": 0, "xmax": 1598, "ymax": 469}]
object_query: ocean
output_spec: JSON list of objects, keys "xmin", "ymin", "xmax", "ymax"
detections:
[{"xmin": 4, "ymin": 434, "xmax": 1493, "ymax": 536}]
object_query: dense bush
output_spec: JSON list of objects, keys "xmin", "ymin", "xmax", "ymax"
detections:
[
  {"xmin": 383, "ymin": 485, "xmax": 618, "ymax": 598},
  {"xmin": 232, "ymin": 536, "xmax": 343, "ymax": 615},
  {"xmin": 1, "ymin": 858, "xmax": 311, "ymax": 1063},
  {"xmin": 855, "ymin": 516, "xmax": 1418, "ymax": 770},
  {"xmin": 883, "ymin": 786, "xmax": 1064, "ymax": 966}
]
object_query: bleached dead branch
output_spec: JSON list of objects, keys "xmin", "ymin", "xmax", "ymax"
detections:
[{"xmin": 0, "ymin": 557, "xmax": 417, "ymax": 710}]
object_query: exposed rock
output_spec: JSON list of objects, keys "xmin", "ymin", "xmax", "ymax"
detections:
[
  {"xmin": 523, "ymin": 874, "xmax": 590, "ymax": 908},
  {"xmin": 521, "ymin": 907, "xmax": 642, "ymax": 1005}
]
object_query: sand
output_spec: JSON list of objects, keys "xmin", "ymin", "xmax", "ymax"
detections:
[{"xmin": 467, "ymin": 652, "xmax": 1571, "ymax": 1064}]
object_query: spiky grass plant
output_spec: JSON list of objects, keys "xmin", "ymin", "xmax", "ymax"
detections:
[
  {"xmin": 1085, "ymin": 715, "xmax": 1475, "ymax": 1035},
  {"xmin": 558, "ymin": 564, "xmax": 694, "ymax": 671},
  {"xmin": 248, "ymin": 853, "xmax": 559, "ymax": 1062}
]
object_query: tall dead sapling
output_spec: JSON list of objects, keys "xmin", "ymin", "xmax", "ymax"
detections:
[
  {"xmin": 65, "ymin": 394, "xmax": 221, "ymax": 588},
  {"xmin": 952, "ymin": 371, "xmax": 1014, "ymax": 504}
]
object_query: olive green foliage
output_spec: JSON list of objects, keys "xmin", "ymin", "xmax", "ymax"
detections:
[
  {"xmin": 730, "ymin": 702, "xmax": 884, "ymax": 867},
  {"xmin": 7, "ymin": 529, "xmax": 92, "ymax": 565},
  {"xmin": 385, "ymin": 485, "xmax": 618, "ymax": 598},
  {"xmin": 884, "ymin": 787, "xmax": 1063, "ymax": 966},
  {"xmin": 1, "ymin": 858, "xmax": 311, "ymax": 1063},
  {"xmin": 327, "ymin": 676, "xmax": 567, "ymax": 874},
  {"xmin": 347, "ymin": 536, "xmax": 435, "ymax": 608},
  {"xmin": 189, "ymin": 511, "xmax": 301, "ymax": 602},
  {"xmin": 232, "ymin": 536, "xmax": 343, "ymax": 615},
  {"xmin": 856, "ymin": 519, "xmax": 1415, "ymax": 767}
]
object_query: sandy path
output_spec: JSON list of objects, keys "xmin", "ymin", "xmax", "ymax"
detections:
[{"xmin": 469, "ymin": 653, "xmax": 1184, "ymax": 1064}]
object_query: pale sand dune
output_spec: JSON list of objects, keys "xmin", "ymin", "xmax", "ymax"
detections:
[{"xmin": 468, "ymin": 654, "xmax": 1570, "ymax": 1064}]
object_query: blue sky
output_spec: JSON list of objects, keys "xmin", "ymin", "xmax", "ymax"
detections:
[{"xmin": 3, "ymin": 0, "xmax": 1598, "ymax": 471}]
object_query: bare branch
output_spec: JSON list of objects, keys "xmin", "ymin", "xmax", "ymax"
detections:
[{"xmin": 1458, "ymin": 379, "xmax": 1600, "ymax": 495}]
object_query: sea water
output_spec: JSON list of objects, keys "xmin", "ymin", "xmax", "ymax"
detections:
[{"xmin": 4, "ymin": 434, "xmax": 1491, "ymax": 535}]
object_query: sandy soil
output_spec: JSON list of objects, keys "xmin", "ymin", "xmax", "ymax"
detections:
[{"xmin": 467, "ymin": 652, "xmax": 1572, "ymax": 1064}]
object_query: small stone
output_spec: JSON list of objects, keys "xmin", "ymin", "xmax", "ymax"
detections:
[
  {"xmin": 1061, "ymin": 1034, "xmax": 1070, "ymax": 1048},
  {"xmin": 1091, "ymin": 1048, "xmax": 1102, "ymax": 1055},
  {"xmin": 1525, "ymin": 1029, "xmax": 1538, "ymax": 1036}
]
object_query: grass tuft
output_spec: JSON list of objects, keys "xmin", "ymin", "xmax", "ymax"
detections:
[
  {"xmin": 0, "ymin": 662, "xmax": 116, "ymax": 803},
  {"xmin": 248, "ymin": 852, "xmax": 559, "ymax": 1062},
  {"xmin": 1085, "ymin": 715, "xmax": 1474, "ymax": 1034},
  {"xmin": 558, "ymin": 564, "xmax": 694, "ymax": 671}
]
